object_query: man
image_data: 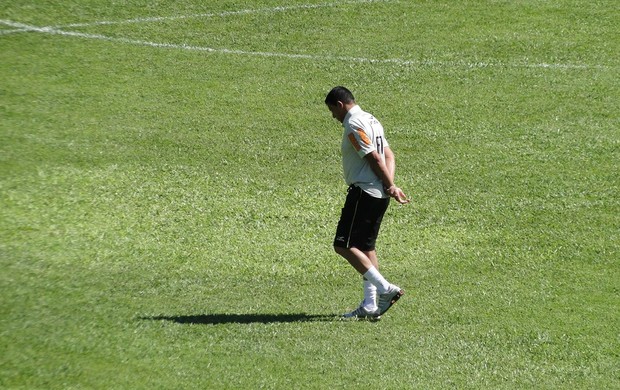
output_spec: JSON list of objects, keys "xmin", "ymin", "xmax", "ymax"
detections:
[{"xmin": 325, "ymin": 86, "xmax": 410, "ymax": 320}]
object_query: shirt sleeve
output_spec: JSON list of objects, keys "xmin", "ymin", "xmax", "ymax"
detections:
[{"xmin": 345, "ymin": 125, "xmax": 376, "ymax": 158}]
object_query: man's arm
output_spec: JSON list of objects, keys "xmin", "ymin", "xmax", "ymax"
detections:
[
  {"xmin": 364, "ymin": 150, "xmax": 409, "ymax": 204},
  {"xmin": 384, "ymin": 146, "xmax": 396, "ymax": 183}
]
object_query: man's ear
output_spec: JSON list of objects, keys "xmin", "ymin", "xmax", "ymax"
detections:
[{"xmin": 336, "ymin": 101, "xmax": 345, "ymax": 109}]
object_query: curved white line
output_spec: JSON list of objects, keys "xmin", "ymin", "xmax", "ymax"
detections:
[
  {"xmin": 56, "ymin": 0, "xmax": 393, "ymax": 28},
  {"xmin": 0, "ymin": 18, "xmax": 609, "ymax": 70}
]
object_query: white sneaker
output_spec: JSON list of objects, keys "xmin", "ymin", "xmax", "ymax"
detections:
[
  {"xmin": 342, "ymin": 302, "xmax": 380, "ymax": 320},
  {"xmin": 377, "ymin": 285, "xmax": 404, "ymax": 315}
]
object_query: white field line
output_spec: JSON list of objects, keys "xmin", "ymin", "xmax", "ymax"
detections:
[
  {"xmin": 0, "ymin": 19, "xmax": 600, "ymax": 70},
  {"xmin": 0, "ymin": 0, "xmax": 390, "ymax": 34},
  {"xmin": 0, "ymin": 2, "xmax": 608, "ymax": 72},
  {"xmin": 0, "ymin": 28, "xmax": 29, "ymax": 35},
  {"xmin": 56, "ymin": 0, "xmax": 391, "ymax": 28}
]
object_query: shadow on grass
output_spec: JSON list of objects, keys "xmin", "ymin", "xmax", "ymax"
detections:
[{"xmin": 140, "ymin": 313, "xmax": 339, "ymax": 325}]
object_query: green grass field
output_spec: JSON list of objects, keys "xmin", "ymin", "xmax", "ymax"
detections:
[{"xmin": 1, "ymin": 0, "xmax": 618, "ymax": 388}]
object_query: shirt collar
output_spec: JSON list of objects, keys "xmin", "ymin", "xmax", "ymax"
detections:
[{"xmin": 343, "ymin": 104, "xmax": 362, "ymax": 125}]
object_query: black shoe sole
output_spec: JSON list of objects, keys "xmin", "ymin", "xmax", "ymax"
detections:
[{"xmin": 380, "ymin": 289, "xmax": 404, "ymax": 315}]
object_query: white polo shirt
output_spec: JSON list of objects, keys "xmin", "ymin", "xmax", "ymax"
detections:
[{"xmin": 341, "ymin": 105, "xmax": 390, "ymax": 199}]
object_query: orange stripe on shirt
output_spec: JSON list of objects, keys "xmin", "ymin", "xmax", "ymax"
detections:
[
  {"xmin": 356, "ymin": 129, "xmax": 372, "ymax": 145},
  {"xmin": 348, "ymin": 133, "xmax": 361, "ymax": 151}
]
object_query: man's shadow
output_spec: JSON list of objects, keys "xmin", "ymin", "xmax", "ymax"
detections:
[{"xmin": 140, "ymin": 313, "xmax": 338, "ymax": 325}]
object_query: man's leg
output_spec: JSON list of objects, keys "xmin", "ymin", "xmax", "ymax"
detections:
[
  {"xmin": 335, "ymin": 247, "xmax": 377, "ymax": 309},
  {"xmin": 334, "ymin": 188, "xmax": 403, "ymax": 317},
  {"xmin": 334, "ymin": 246, "xmax": 390, "ymax": 294},
  {"xmin": 336, "ymin": 246, "xmax": 382, "ymax": 318},
  {"xmin": 334, "ymin": 246, "xmax": 372, "ymax": 274},
  {"xmin": 336, "ymin": 246, "xmax": 404, "ymax": 317},
  {"xmin": 362, "ymin": 250, "xmax": 379, "ymax": 310},
  {"xmin": 364, "ymin": 250, "xmax": 379, "ymax": 269}
]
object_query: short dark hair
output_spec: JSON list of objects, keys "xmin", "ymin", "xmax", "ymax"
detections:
[{"xmin": 325, "ymin": 86, "xmax": 355, "ymax": 106}]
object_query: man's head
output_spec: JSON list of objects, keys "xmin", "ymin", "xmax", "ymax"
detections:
[{"xmin": 325, "ymin": 86, "xmax": 356, "ymax": 123}]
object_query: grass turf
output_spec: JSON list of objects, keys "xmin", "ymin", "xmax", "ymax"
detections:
[{"xmin": 1, "ymin": 0, "xmax": 618, "ymax": 388}]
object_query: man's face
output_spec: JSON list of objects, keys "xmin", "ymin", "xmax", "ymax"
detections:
[{"xmin": 326, "ymin": 102, "xmax": 347, "ymax": 123}]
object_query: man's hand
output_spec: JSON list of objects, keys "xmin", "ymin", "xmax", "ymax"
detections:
[{"xmin": 386, "ymin": 185, "xmax": 410, "ymax": 204}]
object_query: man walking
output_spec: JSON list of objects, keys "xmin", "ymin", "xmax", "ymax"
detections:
[{"xmin": 325, "ymin": 86, "xmax": 409, "ymax": 320}]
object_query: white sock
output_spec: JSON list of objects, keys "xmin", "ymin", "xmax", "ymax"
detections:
[
  {"xmin": 363, "ymin": 278, "xmax": 378, "ymax": 310},
  {"xmin": 363, "ymin": 267, "xmax": 390, "ymax": 294}
]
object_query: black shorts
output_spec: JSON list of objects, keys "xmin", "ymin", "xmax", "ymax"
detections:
[{"xmin": 333, "ymin": 185, "xmax": 390, "ymax": 251}]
